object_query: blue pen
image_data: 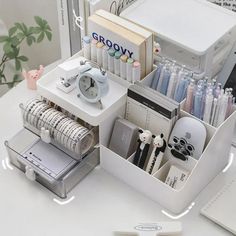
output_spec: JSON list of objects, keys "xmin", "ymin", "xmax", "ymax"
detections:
[
  {"xmin": 160, "ymin": 68, "xmax": 171, "ymax": 95},
  {"xmin": 151, "ymin": 63, "xmax": 163, "ymax": 90},
  {"xmin": 193, "ymin": 88, "xmax": 203, "ymax": 119}
]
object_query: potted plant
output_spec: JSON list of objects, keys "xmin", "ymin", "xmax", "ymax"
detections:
[{"xmin": 0, "ymin": 16, "xmax": 52, "ymax": 88}]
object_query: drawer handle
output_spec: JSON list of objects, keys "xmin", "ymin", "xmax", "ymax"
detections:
[
  {"xmin": 25, "ymin": 166, "xmax": 36, "ymax": 181},
  {"xmin": 40, "ymin": 127, "xmax": 51, "ymax": 143}
]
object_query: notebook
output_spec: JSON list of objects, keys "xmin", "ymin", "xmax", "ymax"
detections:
[{"xmin": 201, "ymin": 176, "xmax": 236, "ymax": 234}]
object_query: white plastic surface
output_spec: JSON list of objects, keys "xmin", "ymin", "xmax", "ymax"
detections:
[
  {"xmin": 37, "ymin": 56, "xmax": 127, "ymax": 126},
  {"xmin": 121, "ymin": 0, "xmax": 236, "ymax": 54},
  {"xmin": 114, "ymin": 221, "xmax": 182, "ymax": 235}
]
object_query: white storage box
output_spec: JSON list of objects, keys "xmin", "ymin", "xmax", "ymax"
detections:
[
  {"xmin": 36, "ymin": 51, "xmax": 236, "ymax": 213},
  {"xmin": 121, "ymin": 0, "xmax": 236, "ymax": 78}
]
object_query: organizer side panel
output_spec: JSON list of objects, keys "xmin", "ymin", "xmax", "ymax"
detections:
[{"xmin": 100, "ymin": 145, "xmax": 190, "ymax": 213}]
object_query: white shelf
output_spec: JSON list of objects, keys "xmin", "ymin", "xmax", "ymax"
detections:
[{"xmin": 37, "ymin": 56, "xmax": 127, "ymax": 126}]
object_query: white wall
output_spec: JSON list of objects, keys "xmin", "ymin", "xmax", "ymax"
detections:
[{"xmin": 0, "ymin": 0, "xmax": 61, "ymax": 96}]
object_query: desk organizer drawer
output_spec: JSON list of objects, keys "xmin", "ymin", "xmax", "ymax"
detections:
[
  {"xmin": 20, "ymin": 100, "xmax": 98, "ymax": 161},
  {"xmin": 5, "ymin": 128, "xmax": 99, "ymax": 198},
  {"xmin": 100, "ymin": 108, "xmax": 236, "ymax": 213}
]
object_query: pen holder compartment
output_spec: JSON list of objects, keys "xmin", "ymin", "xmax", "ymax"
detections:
[
  {"xmin": 20, "ymin": 100, "xmax": 99, "ymax": 161},
  {"xmin": 100, "ymin": 105, "xmax": 236, "ymax": 213}
]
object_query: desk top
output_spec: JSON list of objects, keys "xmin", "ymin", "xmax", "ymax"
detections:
[{"xmin": 0, "ymin": 79, "xmax": 235, "ymax": 236}]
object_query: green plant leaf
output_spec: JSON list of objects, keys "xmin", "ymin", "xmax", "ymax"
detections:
[
  {"xmin": 33, "ymin": 26, "xmax": 41, "ymax": 34},
  {"xmin": 34, "ymin": 16, "xmax": 44, "ymax": 27},
  {"xmin": 0, "ymin": 35, "xmax": 9, "ymax": 42},
  {"xmin": 45, "ymin": 31, "xmax": 52, "ymax": 41},
  {"xmin": 37, "ymin": 32, "xmax": 44, "ymax": 43},
  {"xmin": 22, "ymin": 23, "xmax": 28, "ymax": 34},
  {"xmin": 3, "ymin": 43, "xmax": 12, "ymax": 54},
  {"xmin": 15, "ymin": 23, "xmax": 23, "ymax": 30},
  {"xmin": 15, "ymin": 59, "xmax": 21, "ymax": 71},
  {"xmin": 16, "ymin": 32, "xmax": 25, "ymax": 40},
  {"xmin": 45, "ymin": 25, "xmax": 52, "ymax": 31},
  {"xmin": 5, "ymin": 51, "xmax": 16, "ymax": 59},
  {"xmin": 18, "ymin": 56, "xmax": 28, "ymax": 61},
  {"xmin": 28, "ymin": 26, "xmax": 35, "ymax": 34},
  {"xmin": 26, "ymin": 37, "xmax": 33, "ymax": 46},
  {"xmin": 9, "ymin": 26, "xmax": 17, "ymax": 36},
  {"xmin": 11, "ymin": 36, "xmax": 20, "ymax": 46}
]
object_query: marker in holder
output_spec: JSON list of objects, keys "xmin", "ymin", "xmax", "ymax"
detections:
[
  {"xmin": 132, "ymin": 61, "xmax": 141, "ymax": 83},
  {"xmin": 102, "ymin": 45, "xmax": 109, "ymax": 70},
  {"xmin": 91, "ymin": 39, "xmax": 98, "ymax": 62},
  {"xmin": 126, "ymin": 58, "xmax": 134, "ymax": 82},
  {"xmin": 96, "ymin": 42, "xmax": 104, "ymax": 67},
  {"xmin": 83, "ymin": 36, "xmax": 91, "ymax": 60},
  {"xmin": 120, "ymin": 55, "xmax": 128, "ymax": 80},
  {"xmin": 108, "ymin": 49, "xmax": 115, "ymax": 73},
  {"xmin": 114, "ymin": 51, "xmax": 122, "ymax": 76}
]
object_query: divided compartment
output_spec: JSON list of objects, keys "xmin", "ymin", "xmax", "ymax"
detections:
[
  {"xmin": 20, "ymin": 102, "xmax": 99, "ymax": 161},
  {"xmin": 5, "ymin": 128, "xmax": 100, "ymax": 199},
  {"xmin": 100, "ymin": 106, "xmax": 236, "ymax": 213}
]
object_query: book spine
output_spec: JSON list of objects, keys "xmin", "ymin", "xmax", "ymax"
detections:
[{"xmin": 57, "ymin": 0, "xmax": 71, "ymax": 59}]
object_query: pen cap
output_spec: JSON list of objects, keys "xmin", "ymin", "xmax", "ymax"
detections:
[
  {"xmin": 108, "ymin": 49, "xmax": 115, "ymax": 57},
  {"xmin": 96, "ymin": 42, "xmax": 104, "ymax": 48},
  {"xmin": 120, "ymin": 55, "xmax": 128, "ymax": 62},
  {"xmin": 115, "ymin": 51, "xmax": 122, "ymax": 59},
  {"xmin": 83, "ymin": 36, "xmax": 91, "ymax": 44}
]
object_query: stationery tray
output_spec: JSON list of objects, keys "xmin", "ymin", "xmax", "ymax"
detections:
[{"xmin": 37, "ymin": 55, "xmax": 127, "ymax": 126}]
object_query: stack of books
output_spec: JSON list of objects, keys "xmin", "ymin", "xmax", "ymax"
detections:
[{"xmin": 88, "ymin": 10, "xmax": 153, "ymax": 78}]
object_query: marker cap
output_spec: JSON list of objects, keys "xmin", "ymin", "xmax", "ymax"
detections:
[
  {"xmin": 120, "ymin": 55, "xmax": 128, "ymax": 62},
  {"xmin": 83, "ymin": 36, "xmax": 91, "ymax": 44},
  {"xmin": 115, "ymin": 51, "xmax": 122, "ymax": 59},
  {"xmin": 97, "ymin": 42, "xmax": 104, "ymax": 48},
  {"xmin": 133, "ymin": 61, "xmax": 141, "ymax": 68},
  {"xmin": 91, "ymin": 39, "xmax": 98, "ymax": 45},
  {"xmin": 127, "ymin": 58, "xmax": 134, "ymax": 64},
  {"xmin": 108, "ymin": 49, "xmax": 115, "ymax": 57}
]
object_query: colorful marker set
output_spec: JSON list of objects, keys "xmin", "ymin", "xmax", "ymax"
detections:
[
  {"xmin": 184, "ymin": 80, "xmax": 235, "ymax": 127},
  {"xmin": 83, "ymin": 36, "xmax": 141, "ymax": 83},
  {"xmin": 151, "ymin": 58, "xmax": 192, "ymax": 103}
]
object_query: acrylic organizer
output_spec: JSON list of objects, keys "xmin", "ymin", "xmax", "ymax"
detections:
[
  {"xmin": 10, "ymin": 49, "xmax": 235, "ymax": 212},
  {"xmin": 5, "ymin": 99, "xmax": 100, "ymax": 198}
]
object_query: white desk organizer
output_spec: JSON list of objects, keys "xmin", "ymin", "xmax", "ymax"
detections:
[
  {"xmin": 21, "ymin": 51, "xmax": 235, "ymax": 212},
  {"xmin": 100, "ymin": 68, "xmax": 236, "ymax": 213}
]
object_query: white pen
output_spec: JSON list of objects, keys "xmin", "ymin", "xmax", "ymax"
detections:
[
  {"xmin": 203, "ymin": 91, "xmax": 213, "ymax": 124},
  {"xmin": 108, "ymin": 48, "xmax": 115, "ymax": 73},
  {"xmin": 126, "ymin": 58, "xmax": 134, "ymax": 82},
  {"xmin": 210, "ymin": 98, "xmax": 218, "ymax": 126},
  {"xmin": 114, "ymin": 51, "xmax": 122, "ymax": 76},
  {"xmin": 120, "ymin": 54, "xmax": 128, "ymax": 79},
  {"xmin": 83, "ymin": 36, "xmax": 91, "ymax": 60},
  {"xmin": 217, "ymin": 93, "xmax": 229, "ymax": 127},
  {"xmin": 102, "ymin": 45, "xmax": 109, "ymax": 70}
]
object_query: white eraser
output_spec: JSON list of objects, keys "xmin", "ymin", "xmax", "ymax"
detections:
[{"xmin": 165, "ymin": 165, "xmax": 189, "ymax": 190}]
